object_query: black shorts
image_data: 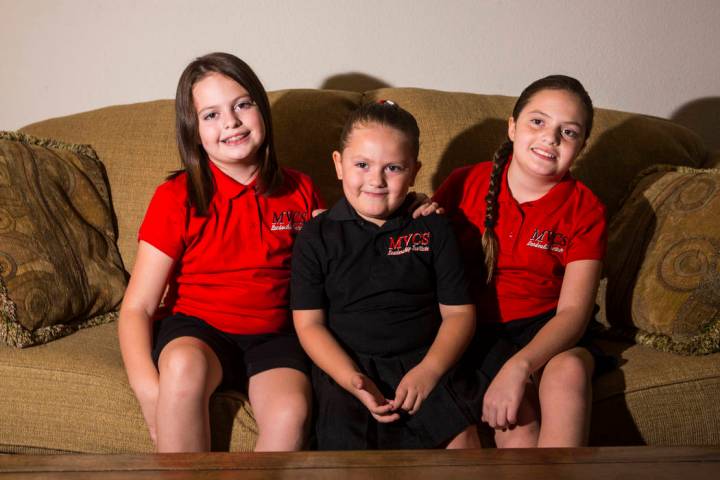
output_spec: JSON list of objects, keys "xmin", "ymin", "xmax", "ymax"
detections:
[
  {"xmin": 472, "ymin": 309, "xmax": 617, "ymax": 382},
  {"xmin": 151, "ymin": 313, "xmax": 310, "ymax": 392}
]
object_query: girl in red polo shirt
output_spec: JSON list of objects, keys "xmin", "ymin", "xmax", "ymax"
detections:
[
  {"xmin": 118, "ymin": 53, "xmax": 324, "ymax": 452},
  {"xmin": 434, "ymin": 75, "xmax": 608, "ymax": 447}
]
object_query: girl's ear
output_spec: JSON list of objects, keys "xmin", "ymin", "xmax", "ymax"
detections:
[
  {"xmin": 507, "ymin": 116, "xmax": 516, "ymax": 142},
  {"xmin": 409, "ymin": 161, "xmax": 422, "ymax": 186},
  {"xmin": 332, "ymin": 151, "xmax": 343, "ymax": 180}
]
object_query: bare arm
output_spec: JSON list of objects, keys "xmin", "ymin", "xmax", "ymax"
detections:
[
  {"xmin": 409, "ymin": 192, "xmax": 444, "ymax": 218},
  {"xmin": 482, "ymin": 259, "xmax": 602, "ymax": 428},
  {"xmin": 117, "ymin": 241, "xmax": 175, "ymax": 442},
  {"xmin": 506, "ymin": 259, "xmax": 601, "ymax": 375},
  {"xmin": 393, "ymin": 304, "xmax": 476, "ymax": 413},
  {"xmin": 293, "ymin": 309, "xmax": 399, "ymax": 422}
]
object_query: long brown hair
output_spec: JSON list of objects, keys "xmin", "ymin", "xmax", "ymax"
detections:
[
  {"xmin": 175, "ymin": 52, "xmax": 282, "ymax": 216},
  {"xmin": 482, "ymin": 75, "xmax": 594, "ymax": 282}
]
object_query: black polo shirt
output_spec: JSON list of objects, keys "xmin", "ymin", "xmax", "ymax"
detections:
[{"xmin": 291, "ymin": 197, "xmax": 471, "ymax": 356}]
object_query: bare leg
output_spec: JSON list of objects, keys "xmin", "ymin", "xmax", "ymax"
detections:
[
  {"xmin": 493, "ymin": 380, "xmax": 541, "ymax": 448},
  {"xmin": 446, "ymin": 424, "xmax": 482, "ymax": 449},
  {"xmin": 155, "ymin": 337, "xmax": 223, "ymax": 452},
  {"xmin": 536, "ymin": 347, "xmax": 594, "ymax": 447},
  {"xmin": 248, "ymin": 368, "xmax": 311, "ymax": 451}
]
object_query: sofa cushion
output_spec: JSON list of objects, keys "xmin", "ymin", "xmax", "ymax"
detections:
[
  {"xmin": 591, "ymin": 339, "xmax": 720, "ymax": 445},
  {"xmin": 599, "ymin": 165, "xmax": 720, "ymax": 355},
  {"xmin": 0, "ymin": 132, "xmax": 127, "ymax": 347},
  {"xmin": 0, "ymin": 322, "xmax": 257, "ymax": 453}
]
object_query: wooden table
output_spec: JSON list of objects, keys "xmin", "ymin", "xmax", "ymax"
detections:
[{"xmin": 1, "ymin": 447, "xmax": 719, "ymax": 479}]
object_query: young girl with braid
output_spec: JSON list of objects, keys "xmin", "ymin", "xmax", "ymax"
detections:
[{"xmin": 434, "ymin": 75, "xmax": 607, "ymax": 447}]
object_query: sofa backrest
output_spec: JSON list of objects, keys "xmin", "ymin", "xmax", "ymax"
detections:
[{"xmin": 21, "ymin": 88, "xmax": 709, "ymax": 272}]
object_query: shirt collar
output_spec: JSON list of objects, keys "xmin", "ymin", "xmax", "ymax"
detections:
[
  {"xmin": 327, "ymin": 196, "xmax": 413, "ymax": 230},
  {"xmin": 209, "ymin": 161, "xmax": 257, "ymax": 200},
  {"xmin": 499, "ymin": 156, "xmax": 575, "ymax": 209}
]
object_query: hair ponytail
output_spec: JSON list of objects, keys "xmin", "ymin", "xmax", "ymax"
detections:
[
  {"xmin": 481, "ymin": 140, "xmax": 513, "ymax": 283},
  {"xmin": 338, "ymin": 100, "xmax": 420, "ymax": 159}
]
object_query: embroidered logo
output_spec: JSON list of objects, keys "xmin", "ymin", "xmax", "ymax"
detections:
[
  {"xmin": 387, "ymin": 232, "xmax": 431, "ymax": 256},
  {"xmin": 526, "ymin": 229, "xmax": 567, "ymax": 253},
  {"xmin": 271, "ymin": 210, "xmax": 307, "ymax": 231}
]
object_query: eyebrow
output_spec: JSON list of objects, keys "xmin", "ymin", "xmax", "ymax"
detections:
[
  {"xmin": 197, "ymin": 95, "xmax": 253, "ymax": 115},
  {"xmin": 528, "ymin": 110, "xmax": 584, "ymax": 127}
]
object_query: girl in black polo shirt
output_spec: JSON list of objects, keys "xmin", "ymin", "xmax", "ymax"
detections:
[{"xmin": 291, "ymin": 101, "xmax": 485, "ymax": 450}]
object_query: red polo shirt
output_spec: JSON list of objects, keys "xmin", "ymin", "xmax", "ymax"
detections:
[
  {"xmin": 433, "ymin": 159, "xmax": 606, "ymax": 323},
  {"xmin": 139, "ymin": 162, "xmax": 324, "ymax": 334}
]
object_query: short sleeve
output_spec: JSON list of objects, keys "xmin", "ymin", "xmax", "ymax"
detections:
[
  {"xmin": 432, "ymin": 167, "xmax": 466, "ymax": 216},
  {"xmin": 290, "ymin": 219, "xmax": 327, "ymax": 310},
  {"xmin": 138, "ymin": 182, "xmax": 187, "ymax": 260},
  {"xmin": 566, "ymin": 201, "xmax": 607, "ymax": 264},
  {"xmin": 430, "ymin": 215, "xmax": 472, "ymax": 305},
  {"xmin": 309, "ymin": 179, "xmax": 326, "ymax": 211}
]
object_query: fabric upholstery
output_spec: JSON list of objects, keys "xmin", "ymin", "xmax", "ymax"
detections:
[
  {"xmin": 8, "ymin": 88, "xmax": 716, "ymax": 452},
  {"xmin": 591, "ymin": 339, "xmax": 720, "ymax": 445},
  {"xmin": 600, "ymin": 165, "xmax": 720, "ymax": 355},
  {"xmin": 20, "ymin": 101, "xmax": 179, "ymax": 274},
  {"xmin": 0, "ymin": 132, "xmax": 126, "ymax": 347},
  {"xmin": 706, "ymin": 150, "xmax": 720, "ymax": 168},
  {"xmin": 0, "ymin": 322, "xmax": 256, "ymax": 453}
]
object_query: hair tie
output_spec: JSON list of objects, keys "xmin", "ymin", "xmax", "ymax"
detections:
[
  {"xmin": 484, "ymin": 219, "xmax": 494, "ymax": 228},
  {"xmin": 378, "ymin": 99, "xmax": 396, "ymax": 106}
]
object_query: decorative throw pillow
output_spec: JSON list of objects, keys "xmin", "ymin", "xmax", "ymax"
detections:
[
  {"xmin": 600, "ymin": 165, "xmax": 720, "ymax": 355},
  {"xmin": 0, "ymin": 132, "xmax": 126, "ymax": 347}
]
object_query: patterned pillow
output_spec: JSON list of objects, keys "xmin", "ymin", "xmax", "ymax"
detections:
[
  {"xmin": 600, "ymin": 165, "xmax": 720, "ymax": 355},
  {"xmin": 0, "ymin": 132, "xmax": 126, "ymax": 347}
]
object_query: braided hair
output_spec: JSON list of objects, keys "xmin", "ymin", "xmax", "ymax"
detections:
[{"xmin": 481, "ymin": 75, "xmax": 594, "ymax": 283}]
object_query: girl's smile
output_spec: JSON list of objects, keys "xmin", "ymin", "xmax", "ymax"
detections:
[
  {"xmin": 193, "ymin": 72, "xmax": 265, "ymax": 183},
  {"xmin": 333, "ymin": 124, "xmax": 420, "ymax": 226},
  {"xmin": 508, "ymin": 88, "xmax": 587, "ymax": 186}
]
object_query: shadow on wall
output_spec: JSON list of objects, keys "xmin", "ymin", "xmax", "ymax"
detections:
[
  {"xmin": 432, "ymin": 119, "xmax": 508, "ymax": 191},
  {"xmin": 573, "ymin": 116, "xmax": 709, "ymax": 219},
  {"xmin": 320, "ymin": 72, "xmax": 391, "ymax": 92},
  {"xmin": 671, "ymin": 97, "xmax": 720, "ymax": 152}
]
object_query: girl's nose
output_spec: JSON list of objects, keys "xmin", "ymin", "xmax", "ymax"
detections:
[
  {"xmin": 543, "ymin": 128, "xmax": 561, "ymax": 145},
  {"xmin": 368, "ymin": 168, "xmax": 386, "ymax": 187},
  {"xmin": 224, "ymin": 113, "xmax": 241, "ymax": 129}
]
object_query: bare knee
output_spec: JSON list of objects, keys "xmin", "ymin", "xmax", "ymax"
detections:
[
  {"xmin": 541, "ymin": 350, "xmax": 593, "ymax": 398},
  {"xmin": 266, "ymin": 390, "xmax": 310, "ymax": 432},
  {"xmin": 158, "ymin": 339, "xmax": 221, "ymax": 400},
  {"xmin": 250, "ymin": 369, "xmax": 311, "ymax": 451}
]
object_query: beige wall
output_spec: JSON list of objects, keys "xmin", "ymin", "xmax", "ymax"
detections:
[{"xmin": 2, "ymin": 0, "xmax": 719, "ymax": 147}]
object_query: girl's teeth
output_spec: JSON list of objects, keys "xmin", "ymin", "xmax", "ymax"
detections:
[
  {"xmin": 533, "ymin": 148, "xmax": 555, "ymax": 159},
  {"xmin": 224, "ymin": 134, "xmax": 246, "ymax": 143}
]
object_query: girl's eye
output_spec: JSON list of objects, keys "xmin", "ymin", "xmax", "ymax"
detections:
[
  {"xmin": 355, "ymin": 162, "xmax": 368, "ymax": 169},
  {"xmin": 563, "ymin": 128, "xmax": 580, "ymax": 139},
  {"xmin": 385, "ymin": 165, "xmax": 405, "ymax": 173},
  {"xmin": 234, "ymin": 101, "xmax": 254, "ymax": 111},
  {"xmin": 530, "ymin": 118, "xmax": 543, "ymax": 127},
  {"xmin": 203, "ymin": 112, "xmax": 218, "ymax": 121}
]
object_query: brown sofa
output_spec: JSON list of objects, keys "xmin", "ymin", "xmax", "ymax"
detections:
[{"xmin": 1, "ymin": 88, "xmax": 719, "ymax": 453}]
